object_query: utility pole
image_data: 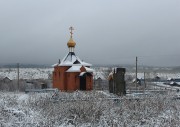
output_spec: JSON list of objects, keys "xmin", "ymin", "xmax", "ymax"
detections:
[
  {"xmin": 143, "ymin": 71, "xmax": 146, "ymax": 94},
  {"xmin": 144, "ymin": 72, "xmax": 146, "ymax": 89},
  {"xmin": 135, "ymin": 57, "xmax": 138, "ymax": 92},
  {"xmin": 17, "ymin": 63, "xmax": 19, "ymax": 91},
  {"xmin": 113, "ymin": 68, "xmax": 115, "ymax": 94}
]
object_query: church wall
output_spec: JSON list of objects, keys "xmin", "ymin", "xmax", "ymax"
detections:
[
  {"xmin": 66, "ymin": 72, "xmax": 80, "ymax": 91},
  {"xmin": 86, "ymin": 75, "xmax": 93, "ymax": 90},
  {"xmin": 75, "ymin": 73, "xmax": 80, "ymax": 90},
  {"xmin": 60, "ymin": 66, "xmax": 69, "ymax": 91},
  {"xmin": 53, "ymin": 66, "xmax": 93, "ymax": 91},
  {"xmin": 53, "ymin": 66, "xmax": 70, "ymax": 91}
]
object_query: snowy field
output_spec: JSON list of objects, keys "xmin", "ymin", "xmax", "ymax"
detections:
[
  {"xmin": 0, "ymin": 67, "xmax": 180, "ymax": 80},
  {"xmin": 127, "ymin": 72, "xmax": 180, "ymax": 80},
  {"xmin": 0, "ymin": 91, "xmax": 180, "ymax": 127},
  {"xmin": 0, "ymin": 68, "xmax": 53, "ymax": 80}
]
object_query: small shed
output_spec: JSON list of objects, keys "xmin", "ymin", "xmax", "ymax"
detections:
[
  {"xmin": 0, "ymin": 77, "xmax": 12, "ymax": 83},
  {"xmin": 94, "ymin": 77, "xmax": 103, "ymax": 90},
  {"xmin": 169, "ymin": 81, "xmax": 179, "ymax": 86}
]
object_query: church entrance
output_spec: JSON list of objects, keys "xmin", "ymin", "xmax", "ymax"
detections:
[
  {"xmin": 79, "ymin": 72, "xmax": 92, "ymax": 90},
  {"xmin": 80, "ymin": 74, "xmax": 86, "ymax": 90}
]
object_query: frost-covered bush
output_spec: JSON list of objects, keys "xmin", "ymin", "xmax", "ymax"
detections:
[{"xmin": 0, "ymin": 91, "xmax": 180, "ymax": 127}]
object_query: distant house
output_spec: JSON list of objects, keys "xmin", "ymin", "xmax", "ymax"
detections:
[
  {"xmin": 167, "ymin": 78, "xmax": 180, "ymax": 82},
  {"xmin": 167, "ymin": 78, "xmax": 174, "ymax": 81},
  {"xmin": 154, "ymin": 76, "xmax": 161, "ymax": 81},
  {"xmin": 94, "ymin": 77, "xmax": 103, "ymax": 90},
  {"xmin": 132, "ymin": 78, "xmax": 141, "ymax": 85},
  {"xmin": 174, "ymin": 78, "xmax": 180, "ymax": 82},
  {"xmin": 169, "ymin": 81, "xmax": 179, "ymax": 86},
  {"xmin": 0, "ymin": 77, "xmax": 12, "ymax": 83},
  {"xmin": 26, "ymin": 79, "xmax": 49, "ymax": 89},
  {"xmin": 164, "ymin": 77, "xmax": 180, "ymax": 86}
]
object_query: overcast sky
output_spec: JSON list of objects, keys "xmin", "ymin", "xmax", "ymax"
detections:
[{"xmin": 0, "ymin": 0, "xmax": 180, "ymax": 66}]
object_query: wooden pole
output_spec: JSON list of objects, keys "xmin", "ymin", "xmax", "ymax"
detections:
[
  {"xmin": 17, "ymin": 63, "xmax": 19, "ymax": 91},
  {"xmin": 113, "ymin": 68, "xmax": 115, "ymax": 94},
  {"xmin": 144, "ymin": 72, "xmax": 146, "ymax": 89},
  {"xmin": 135, "ymin": 57, "xmax": 137, "ymax": 92}
]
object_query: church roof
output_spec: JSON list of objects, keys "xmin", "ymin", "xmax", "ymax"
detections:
[
  {"xmin": 84, "ymin": 67, "xmax": 94, "ymax": 72},
  {"xmin": 66, "ymin": 65, "xmax": 81, "ymax": 72},
  {"xmin": 66, "ymin": 65, "xmax": 94, "ymax": 73},
  {"xmin": 53, "ymin": 27, "xmax": 92, "ymax": 68},
  {"xmin": 53, "ymin": 52, "xmax": 92, "ymax": 67}
]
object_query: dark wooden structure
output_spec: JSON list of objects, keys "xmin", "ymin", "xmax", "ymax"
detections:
[{"xmin": 108, "ymin": 68, "xmax": 126, "ymax": 95}]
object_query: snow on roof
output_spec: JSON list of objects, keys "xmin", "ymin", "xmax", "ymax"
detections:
[
  {"xmin": 170, "ymin": 81, "xmax": 176, "ymax": 85},
  {"xmin": 93, "ymin": 71, "xmax": 106, "ymax": 80},
  {"xmin": 167, "ymin": 78, "xmax": 173, "ymax": 81},
  {"xmin": 108, "ymin": 72, "xmax": 113, "ymax": 80},
  {"xmin": 66, "ymin": 66, "xmax": 94, "ymax": 73},
  {"xmin": 0, "ymin": 76, "xmax": 12, "ymax": 80},
  {"xmin": 79, "ymin": 71, "xmax": 93, "ymax": 76},
  {"xmin": 79, "ymin": 72, "xmax": 86, "ymax": 76},
  {"xmin": 85, "ymin": 67, "xmax": 94, "ymax": 72},
  {"xmin": 132, "ymin": 79, "xmax": 136, "ymax": 82},
  {"xmin": 66, "ymin": 66, "xmax": 82, "ymax": 72},
  {"xmin": 55, "ymin": 52, "xmax": 92, "ymax": 67},
  {"xmin": 52, "ymin": 63, "xmax": 59, "ymax": 67}
]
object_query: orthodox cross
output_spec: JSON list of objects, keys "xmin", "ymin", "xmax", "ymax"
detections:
[{"xmin": 69, "ymin": 26, "xmax": 74, "ymax": 38}]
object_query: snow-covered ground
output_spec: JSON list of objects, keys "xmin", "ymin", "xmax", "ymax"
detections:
[
  {"xmin": 127, "ymin": 72, "xmax": 180, "ymax": 80},
  {"xmin": 153, "ymin": 82, "xmax": 180, "ymax": 90},
  {"xmin": 0, "ymin": 91, "xmax": 180, "ymax": 126}
]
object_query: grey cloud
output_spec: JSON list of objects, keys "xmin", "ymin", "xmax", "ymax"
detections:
[{"xmin": 0, "ymin": 0, "xmax": 179, "ymax": 66}]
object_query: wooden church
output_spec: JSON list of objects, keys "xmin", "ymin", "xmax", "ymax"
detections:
[{"xmin": 52, "ymin": 27, "xmax": 93, "ymax": 91}]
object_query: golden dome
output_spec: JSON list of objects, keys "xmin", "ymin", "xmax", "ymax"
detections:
[{"xmin": 67, "ymin": 37, "xmax": 76, "ymax": 47}]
